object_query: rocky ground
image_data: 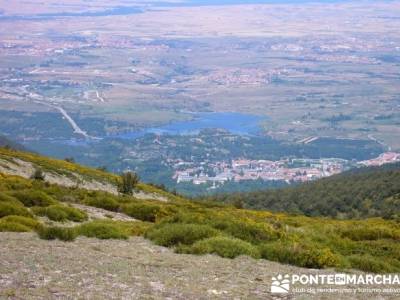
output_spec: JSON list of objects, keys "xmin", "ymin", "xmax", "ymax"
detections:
[
  {"xmin": 0, "ymin": 157, "xmax": 168, "ymax": 202},
  {"xmin": 1, "ymin": 233, "xmax": 399, "ymax": 300},
  {"xmin": 0, "ymin": 158, "xmax": 117, "ymax": 194}
]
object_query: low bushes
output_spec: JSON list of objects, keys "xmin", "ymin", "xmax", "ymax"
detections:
[
  {"xmin": 210, "ymin": 218, "xmax": 280, "ymax": 244},
  {"xmin": 340, "ymin": 226, "xmax": 399, "ymax": 241},
  {"xmin": 348, "ymin": 255, "xmax": 396, "ymax": 273},
  {"xmin": 123, "ymin": 203, "xmax": 164, "ymax": 222},
  {"xmin": 123, "ymin": 221, "xmax": 153, "ymax": 236},
  {"xmin": 11, "ymin": 190, "xmax": 57, "ymax": 207},
  {"xmin": 38, "ymin": 226, "xmax": 77, "ymax": 241},
  {"xmin": 183, "ymin": 236, "xmax": 260, "ymax": 259},
  {"xmin": 0, "ymin": 215, "xmax": 41, "ymax": 230},
  {"xmin": 83, "ymin": 196, "xmax": 120, "ymax": 212},
  {"xmin": 0, "ymin": 174, "xmax": 32, "ymax": 191},
  {"xmin": 0, "ymin": 220, "xmax": 31, "ymax": 232},
  {"xmin": 259, "ymin": 241, "xmax": 340, "ymax": 269},
  {"xmin": 77, "ymin": 221, "xmax": 129, "ymax": 239},
  {"xmin": 0, "ymin": 201, "xmax": 33, "ymax": 218},
  {"xmin": 91, "ymin": 219, "xmax": 152, "ymax": 237},
  {"xmin": 0, "ymin": 192, "xmax": 22, "ymax": 203},
  {"xmin": 159, "ymin": 211, "xmax": 281, "ymax": 244},
  {"xmin": 145, "ymin": 223, "xmax": 219, "ymax": 247},
  {"xmin": 37, "ymin": 220, "xmax": 144, "ymax": 241},
  {"xmin": 32, "ymin": 205, "xmax": 88, "ymax": 222}
]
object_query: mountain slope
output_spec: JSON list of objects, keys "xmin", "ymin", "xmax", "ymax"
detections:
[
  {"xmin": 0, "ymin": 147, "xmax": 171, "ymax": 201},
  {"xmin": 0, "ymin": 147, "xmax": 399, "ymax": 276},
  {"xmin": 206, "ymin": 163, "xmax": 400, "ymax": 219}
]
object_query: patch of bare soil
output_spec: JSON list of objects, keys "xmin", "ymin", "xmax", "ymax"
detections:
[{"xmin": 0, "ymin": 233, "xmax": 398, "ymax": 300}]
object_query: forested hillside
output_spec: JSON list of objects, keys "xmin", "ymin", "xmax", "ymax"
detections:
[{"xmin": 206, "ymin": 163, "xmax": 400, "ymax": 219}]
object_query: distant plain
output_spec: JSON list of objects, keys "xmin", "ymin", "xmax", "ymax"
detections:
[{"xmin": 1, "ymin": 0, "xmax": 399, "ymax": 147}]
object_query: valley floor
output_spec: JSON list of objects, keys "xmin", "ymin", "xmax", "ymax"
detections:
[{"xmin": 0, "ymin": 233, "xmax": 398, "ymax": 300}]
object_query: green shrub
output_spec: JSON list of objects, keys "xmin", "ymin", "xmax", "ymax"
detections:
[
  {"xmin": 348, "ymin": 255, "xmax": 396, "ymax": 273},
  {"xmin": 340, "ymin": 226, "xmax": 399, "ymax": 241},
  {"xmin": 0, "ymin": 220, "xmax": 31, "ymax": 232},
  {"xmin": 186, "ymin": 236, "xmax": 260, "ymax": 259},
  {"xmin": 37, "ymin": 226, "xmax": 77, "ymax": 241},
  {"xmin": 124, "ymin": 221, "xmax": 153, "ymax": 236},
  {"xmin": 32, "ymin": 205, "xmax": 88, "ymax": 222},
  {"xmin": 0, "ymin": 174, "xmax": 32, "ymax": 190},
  {"xmin": 211, "ymin": 218, "xmax": 280, "ymax": 244},
  {"xmin": 146, "ymin": 223, "xmax": 219, "ymax": 247},
  {"xmin": 32, "ymin": 206, "xmax": 66, "ymax": 222},
  {"xmin": 0, "ymin": 192, "xmax": 28, "ymax": 208},
  {"xmin": 0, "ymin": 192, "xmax": 21, "ymax": 203},
  {"xmin": 0, "ymin": 201, "xmax": 33, "ymax": 218},
  {"xmin": 259, "ymin": 241, "xmax": 340, "ymax": 269},
  {"xmin": 12, "ymin": 190, "xmax": 57, "ymax": 207},
  {"xmin": 1, "ymin": 215, "xmax": 41, "ymax": 230},
  {"xmin": 77, "ymin": 221, "xmax": 129, "ymax": 239},
  {"xmin": 96, "ymin": 220, "xmax": 152, "ymax": 236},
  {"xmin": 84, "ymin": 196, "xmax": 120, "ymax": 212},
  {"xmin": 123, "ymin": 203, "xmax": 163, "ymax": 222},
  {"xmin": 161, "ymin": 211, "xmax": 280, "ymax": 244}
]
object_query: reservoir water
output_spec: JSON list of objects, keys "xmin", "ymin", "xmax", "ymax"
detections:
[{"xmin": 117, "ymin": 112, "xmax": 265, "ymax": 139}]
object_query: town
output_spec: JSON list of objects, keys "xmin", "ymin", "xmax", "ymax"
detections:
[{"xmin": 172, "ymin": 152, "xmax": 400, "ymax": 187}]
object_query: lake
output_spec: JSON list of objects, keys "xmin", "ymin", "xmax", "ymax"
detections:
[{"xmin": 117, "ymin": 112, "xmax": 265, "ymax": 139}]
